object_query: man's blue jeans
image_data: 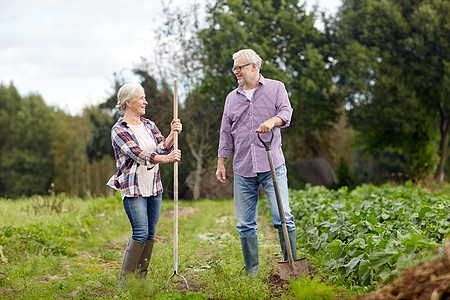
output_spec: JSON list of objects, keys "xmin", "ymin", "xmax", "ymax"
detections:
[
  {"xmin": 123, "ymin": 194, "xmax": 162, "ymax": 243},
  {"xmin": 233, "ymin": 164, "xmax": 296, "ymax": 238}
]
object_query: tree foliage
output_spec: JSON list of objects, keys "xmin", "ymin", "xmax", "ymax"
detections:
[
  {"xmin": 157, "ymin": 0, "xmax": 342, "ymax": 183},
  {"xmin": 150, "ymin": 0, "xmax": 343, "ymax": 194},
  {"xmin": 334, "ymin": 0, "xmax": 449, "ymax": 181},
  {"xmin": 1, "ymin": 93, "xmax": 54, "ymax": 196},
  {"xmin": 0, "ymin": 83, "xmax": 116, "ymax": 198},
  {"xmin": 198, "ymin": 0, "xmax": 340, "ymax": 156},
  {"xmin": 0, "ymin": 83, "xmax": 21, "ymax": 194}
]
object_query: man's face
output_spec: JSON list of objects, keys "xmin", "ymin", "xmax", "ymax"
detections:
[{"xmin": 233, "ymin": 56, "xmax": 253, "ymax": 86}]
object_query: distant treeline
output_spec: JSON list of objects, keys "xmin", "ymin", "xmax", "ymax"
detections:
[{"xmin": 0, "ymin": 0, "xmax": 448, "ymax": 198}]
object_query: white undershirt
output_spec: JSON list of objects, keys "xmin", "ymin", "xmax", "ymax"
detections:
[
  {"xmin": 243, "ymin": 88, "xmax": 256, "ymax": 100},
  {"xmin": 127, "ymin": 123, "xmax": 157, "ymax": 197}
]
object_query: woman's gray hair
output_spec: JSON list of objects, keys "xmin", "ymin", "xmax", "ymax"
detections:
[
  {"xmin": 116, "ymin": 83, "xmax": 144, "ymax": 112},
  {"xmin": 232, "ymin": 49, "xmax": 262, "ymax": 70}
]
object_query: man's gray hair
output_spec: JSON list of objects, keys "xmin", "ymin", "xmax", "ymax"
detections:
[
  {"xmin": 233, "ymin": 49, "xmax": 262, "ymax": 70},
  {"xmin": 116, "ymin": 83, "xmax": 144, "ymax": 112}
]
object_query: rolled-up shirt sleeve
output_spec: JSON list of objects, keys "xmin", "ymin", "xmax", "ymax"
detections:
[
  {"xmin": 218, "ymin": 105, "xmax": 234, "ymax": 159},
  {"xmin": 275, "ymin": 83, "xmax": 293, "ymax": 128}
]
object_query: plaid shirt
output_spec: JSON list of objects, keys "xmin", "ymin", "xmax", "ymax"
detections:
[{"xmin": 107, "ymin": 116, "xmax": 172, "ymax": 197}]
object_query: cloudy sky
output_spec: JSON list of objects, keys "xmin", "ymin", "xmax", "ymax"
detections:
[{"xmin": 0, "ymin": 0, "xmax": 340, "ymax": 115}]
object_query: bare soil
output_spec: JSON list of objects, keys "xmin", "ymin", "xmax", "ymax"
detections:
[{"xmin": 353, "ymin": 244, "xmax": 450, "ymax": 300}]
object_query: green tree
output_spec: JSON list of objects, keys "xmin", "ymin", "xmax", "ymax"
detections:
[
  {"xmin": 50, "ymin": 110, "xmax": 94, "ymax": 196},
  {"xmin": 85, "ymin": 106, "xmax": 114, "ymax": 162},
  {"xmin": 197, "ymin": 0, "xmax": 340, "ymax": 159},
  {"xmin": 0, "ymin": 83, "xmax": 21, "ymax": 195},
  {"xmin": 1, "ymin": 94, "xmax": 54, "ymax": 196},
  {"xmin": 334, "ymin": 0, "xmax": 449, "ymax": 182},
  {"xmin": 156, "ymin": 2, "xmax": 221, "ymax": 199},
  {"xmin": 157, "ymin": 0, "xmax": 341, "ymax": 193}
]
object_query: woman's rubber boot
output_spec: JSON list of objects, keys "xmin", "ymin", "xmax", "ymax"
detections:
[
  {"xmin": 118, "ymin": 239, "xmax": 145, "ymax": 288},
  {"xmin": 278, "ymin": 230, "xmax": 298, "ymax": 261},
  {"xmin": 137, "ymin": 239, "xmax": 155, "ymax": 280},
  {"xmin": 240, "ymin": 235, "xmax": 259, "ymax": 275}
]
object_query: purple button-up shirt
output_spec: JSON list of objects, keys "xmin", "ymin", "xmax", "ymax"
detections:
[{"xmin": 218, "ymin": 75, "xmax": 293, "ymax": 177}]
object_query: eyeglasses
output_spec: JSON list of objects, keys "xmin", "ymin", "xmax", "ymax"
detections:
[{"xmin": 231, "ymin": 63, "xmax": 252, "ymax": 73}]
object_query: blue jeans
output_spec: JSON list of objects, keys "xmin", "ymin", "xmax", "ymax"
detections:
[
  {"xmin": 234, "ymin": 164, "xmax": 295, "ymax": 238},
  {"xmin": 123, "ymin": 194, "xmax": 162, "ymax": 243}
]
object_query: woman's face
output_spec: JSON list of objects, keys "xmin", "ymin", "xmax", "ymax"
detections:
[{"xmin": 127, "ymin": 88, "xmax": 147, "ymax": 116}]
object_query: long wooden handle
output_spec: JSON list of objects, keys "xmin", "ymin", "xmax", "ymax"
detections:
[
  {"xmin": 267, "ymin": 149, "xmax": 294, "ymax": 266},
  {"xmin": 173, "ymin": 80, "xmax": 179, "ymax": 267}
]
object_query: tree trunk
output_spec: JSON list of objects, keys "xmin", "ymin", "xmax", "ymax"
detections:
[
  {"xmin": 193, "ymin": 146, "xmax": 204, "ymax": 200},
  {"xmin": 187, "ymin": 135, "xmax": 205, "ymax": 200},
  {"xmin": 434, "ymin": 118, "xmax": 450, "ymax": 184}
]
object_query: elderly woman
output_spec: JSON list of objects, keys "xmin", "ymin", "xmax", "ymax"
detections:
[{"xmin": 107, "ymin": 83, "xmax": 182, "ymax": 287}]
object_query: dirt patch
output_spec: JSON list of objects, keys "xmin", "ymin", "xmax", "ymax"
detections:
[
  {"xmin": 166, "ymin": 272, "xmax": 205, "ymax": 294},
  {"xmin": 162, "ymin": 206, "xmax": 200, "ymax": 219},
  {"xmin": 269, "ymin": 272, "xmax": 292, "ymax": 298},
  {"xmin": 268, "ymin": 260, "xmax": 318, "ymax": 298},
  {"xmin": 354, "ymin": 244, "xmax": 450, "ymax": 300}
]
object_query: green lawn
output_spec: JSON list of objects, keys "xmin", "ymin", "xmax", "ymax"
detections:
[{"xmin": 0, "ymin": 193, "xmax": 345, "ymax": 299}]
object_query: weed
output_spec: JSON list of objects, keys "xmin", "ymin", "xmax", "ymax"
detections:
[
  {"xmin": 23, "ymin": 195, "xmax": 68, "ymax": 215},
  {"xmin": 287, "ymin": 275, "xmax": 338, "ymax": 300},
  {"xmin": 99, "ymin": 248, "xmax": 121, "ymax": 262}
]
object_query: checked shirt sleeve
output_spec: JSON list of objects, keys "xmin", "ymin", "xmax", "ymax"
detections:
[
  {"xmin": 111, "ymin": 125, "xmax": 156, "ymax": 170},
  {"xmin": 150, "ymin": 122, "xmax": 173, "ymax": 155}
]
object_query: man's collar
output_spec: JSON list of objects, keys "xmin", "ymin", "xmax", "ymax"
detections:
[{"xmin": 237, "ymin": 74, "xmax": 265, "ymax": 93}]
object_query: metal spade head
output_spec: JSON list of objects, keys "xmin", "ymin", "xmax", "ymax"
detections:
[{"xmin": 277, "ymin": 257, "xmax": 309, "ymax": 281}]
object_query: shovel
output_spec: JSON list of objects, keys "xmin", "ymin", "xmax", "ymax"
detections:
[{"xmin": 257, "ymin": 130, "xmax": 309, "ymax": 280}]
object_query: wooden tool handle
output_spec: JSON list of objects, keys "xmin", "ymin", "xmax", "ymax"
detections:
[{"xmin": 173, "ymin": 80, "xmax": 179, "ymax": 263}]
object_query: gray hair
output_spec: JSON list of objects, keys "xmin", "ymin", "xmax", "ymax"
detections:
[
  {"xmin": 232, "ymin": 49, "xmax": 262, "ymax": 70},
  {"xmin": 116, "ymin": 83, "xmax": 144, "ymax": 112}
]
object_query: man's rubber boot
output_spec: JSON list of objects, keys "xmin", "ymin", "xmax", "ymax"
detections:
[
  {"xmin": 278, "ymin": 230, "xmax": 298, "ymax": 261},
  {"xmin": 118, "ymin": 239, "xmax": 145, "ymax": 288},
  {"xmin": 137, "ymin": 239, "xmax": 155, "ymax": 280},
  {"xmin": 240, "ymin": 235, "xmax": 259, "ymax": 275}
]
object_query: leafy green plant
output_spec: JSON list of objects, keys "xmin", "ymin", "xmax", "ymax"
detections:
[
  {"xmin": 0, "ymin": 225, "xmax": 70, "ymax": 258},
  {"xmin": 262, "ymin": 184, "xmax": 450, "ymax": 288}
]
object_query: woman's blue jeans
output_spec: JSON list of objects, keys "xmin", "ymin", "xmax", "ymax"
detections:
[
  {"xmin": 123, "ymin": 194, "xmax": 162, "ymax": 243},
  {"xmin": 233, "ymin": 164, "xmax": 296, "ymax": 238}
]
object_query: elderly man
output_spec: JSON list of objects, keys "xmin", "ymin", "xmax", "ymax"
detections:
[{"xmin": 215, "ymin": 49, "xmax": 297, "ymax": 275}]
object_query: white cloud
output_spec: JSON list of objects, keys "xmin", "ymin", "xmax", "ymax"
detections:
[
  {"xmin": 0, "ymin": 0, "xmax": 340, "ymax": 115},
  {"xmin": 0, "ymin": 0, "xmax": 167, "ymax": 114}
]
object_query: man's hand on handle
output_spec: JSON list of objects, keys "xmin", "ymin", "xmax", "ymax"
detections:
[{"xmin": 255, "ymin": 116, "xmax": 284, "ymax": 133}]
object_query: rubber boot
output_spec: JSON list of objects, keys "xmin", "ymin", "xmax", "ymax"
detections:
[
  {"xmin": 137, "ymin": 239, "xmax": 155, "ymax": 280},
  {"xmin": 118, "ymin": 239, "xmax": 145, "ymax": 288},
  {"xmin": 240, "ymin": 235, "xmax": 259, "ymax": 275},
  {"xmin": 278, "ymin": 230, "xmax": 298, "ymax": 261}
]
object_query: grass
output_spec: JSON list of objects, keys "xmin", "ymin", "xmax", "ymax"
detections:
[
  {"xmin": 287, "ymin": 275, "xmax": 338, "ymax": 300},
  {"xmin": 0, "ymin": 193, "xmax": 352, "ymax": 299}
]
